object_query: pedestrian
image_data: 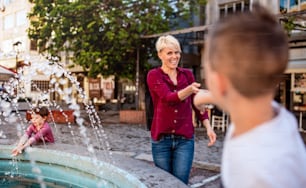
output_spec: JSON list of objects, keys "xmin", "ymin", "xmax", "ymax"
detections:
[
  {"xmin": 12, "ymin": 106, "xmax": 54, "ymax": 156},
  {"xmin": 146, "ymin": 35, "xmax": 216, "ymax": 184},
  {"xmin": 194, "ymin": 3, "xmax": 306, "ymax": 188}
]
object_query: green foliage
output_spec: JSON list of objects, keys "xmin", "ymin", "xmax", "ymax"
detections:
[
  {"xmin": 28, "ymin": 0, "xmax": 205, "ymax": 79},
  {"xmin": 282, "ymin": 16, "xmax": 296, "ymax": 36},
  {"xmin": 279, "ymin": 14, "xmax": 306, "ymax": 37}
]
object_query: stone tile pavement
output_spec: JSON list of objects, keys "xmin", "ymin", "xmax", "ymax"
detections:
[
  {"xmin": 0, "ymin": 110, "xmax": 225, "ymax": 187},
  {"xmin": 2, "ymin": 109, "xmax": 306, "ymax": 188}
]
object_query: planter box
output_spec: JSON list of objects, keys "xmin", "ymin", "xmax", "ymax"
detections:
[
  {"xmin": 119, "ymin": 110, "xmax": 146, "ymax": 124},
  {"xmin": 26, "ymin": 110, "xmax": 75, "ymax": 124}
]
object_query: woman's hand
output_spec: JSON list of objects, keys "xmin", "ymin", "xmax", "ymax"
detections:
[
  {"xmin": 189, "ymin": 82, "xmax": 201, "ymax": 94},
  {"xmin": 203, "ymin": 119, "xmax": 217, "ymax": 147},
  {"xmin": 178, "ymin": 82, "xmax": 201, "ymax": 101},
  {"xmin": 206, "ymin": 127, "xmax": 217, "ymax": 146}
]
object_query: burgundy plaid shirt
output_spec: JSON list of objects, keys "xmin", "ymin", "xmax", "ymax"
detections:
[{"xmin": 147, "ymin": 67, "xmax": 209, "ymax": 141}]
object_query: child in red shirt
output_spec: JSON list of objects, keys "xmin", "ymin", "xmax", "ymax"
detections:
[{"xmin": 12, "ymin": 106, "xmax": 54, "ymax": 156}]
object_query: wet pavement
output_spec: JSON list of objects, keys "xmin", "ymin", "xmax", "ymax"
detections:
[{"xmin": 1, "ymin": 110, "xmax": 305, "ymax": 188}]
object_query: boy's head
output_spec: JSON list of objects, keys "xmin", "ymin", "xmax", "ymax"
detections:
[
  {"xmin": 31, "ymin": 106, "xmax": 49, "ymax": 127},
  {"xmin": 205, "ymin": 3, "xmax": 288, "ymax": 99},
  {"xmin": 32, "ymin": 106, "xmax": 49, "ymax": 118}
]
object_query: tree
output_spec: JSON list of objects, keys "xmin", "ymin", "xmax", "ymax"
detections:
[{"xmin": 28, "ymin": 0, "xmax": 206, "ymax": 79}]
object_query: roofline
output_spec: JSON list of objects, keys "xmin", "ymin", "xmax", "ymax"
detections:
[
  {"xmin": 278, "ymin": 9, "xmax": 306, "ymax": 19},
  {"xmin": 140, "ymin": 25, "xmax": 211, "ymax": 39}
]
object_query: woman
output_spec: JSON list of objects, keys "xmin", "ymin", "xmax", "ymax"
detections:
[{"xmin": 146, "ymin": 35, "xmax": 216, "ymax": 184}]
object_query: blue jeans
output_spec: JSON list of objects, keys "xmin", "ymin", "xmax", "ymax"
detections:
[{"xmin": 151, "ymin": 134, "xmax": 194, "ymax": 184}]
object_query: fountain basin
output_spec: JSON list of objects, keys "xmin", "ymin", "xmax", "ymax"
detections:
[
  {"xmin": 0, "ymin": 145, "xmax": 145, "ymax": 187},
  {"xmin": 0, "ymin": 144, "xmax": 188, "ymax": 187}
]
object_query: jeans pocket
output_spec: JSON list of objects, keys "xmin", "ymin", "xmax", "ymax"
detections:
[{"xmin": 151, "ymin": 137, "xmax": 163, "ymax": 144}]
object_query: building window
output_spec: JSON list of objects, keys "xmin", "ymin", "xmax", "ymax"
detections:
[
  {"xmin": 303, "ymin": 0, "xmax": 306, "ymax": 10},
  {"xmin": 280, "ymin": 0, "xmax": 306, "ymax": 13},
  {"xmin": 3, "ymin": 0, "xmax": 12, "ymax": 5},
  {"xmin": 219, "ymin": 0, "xmax": 250, "ymax": 18},
  {"xmin": 16, "ymin": 10, "xmax": 27, "ymax": 26},
  {"xmin": 77, "ymin": 75, "xmax": 84, "ymax": 89},
  {"xmin": 31, "ymin": 80, "xmax": 49, "ymax": 92},
  {"xmin": 280, "ymin": 0, "xmax": 287, "ymax": 13},
  {"xmin": 30, "ymin": 40, "xmax": 37, "ymax": 51},
  {"xmin": 4, "ymin": 14, "xmax": 14, "ymax": 30},
  {"xmin": 2, "ymin": 39, "xmax": 13, "ymax": 53}
]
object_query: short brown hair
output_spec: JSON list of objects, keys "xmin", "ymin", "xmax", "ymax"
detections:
[
  {"xmin": 206, "ymin": 3, "xmax": 288, "ymax": 98},
  {"xmin": 33, "ymin": 106, "xmax": 49, "ymax": 118}
]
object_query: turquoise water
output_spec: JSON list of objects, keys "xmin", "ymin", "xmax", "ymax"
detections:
[
  {"xmin": 0, "ymin": 175, "xmax": 72, "ymax": 188},
  {"xmin": 0, "ymin": 145, "xmax": 146, "ymax": 188},
  {"xmin": 0, "ymin": 160, "xmax": 104, "ymax": 188},
  {"xmin": 0, "ymin": 158, "xmax": 113, "ymax": 188}
]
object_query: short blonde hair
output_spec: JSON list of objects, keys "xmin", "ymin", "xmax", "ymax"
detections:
[{"xmin": 155, "ymin": 35, "xmax": 181, "ymax": 52}]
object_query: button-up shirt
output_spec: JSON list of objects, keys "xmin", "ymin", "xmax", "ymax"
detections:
[{"xmin": 147, "ymin": 67, "xmax": 209, "ymax": 141}]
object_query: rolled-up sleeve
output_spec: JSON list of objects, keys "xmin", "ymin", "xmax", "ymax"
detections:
[
  {"xmin": 195, "ymin": 107, "xmax": 209, "ymax": 121},
  {"xmin": 191, "ymin": 93, "xmax": 209, "ymax": 121}
]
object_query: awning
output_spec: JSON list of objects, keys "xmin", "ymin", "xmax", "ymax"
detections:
[{"xmin": 0, "ymin": 64, "xmax": 15, "ymax": 75}]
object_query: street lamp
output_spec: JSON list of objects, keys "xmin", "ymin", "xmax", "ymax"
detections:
[
  {"xmin": 13, "ymin": 41, "xmax": 22, "ymax": 70},
  {"xmin": 135, "ymin": 46, "xmax": 139, "ymax": 110},
  {"xmin": 0, "ymin": 3, "xmax": 5, "ymax": 12}
]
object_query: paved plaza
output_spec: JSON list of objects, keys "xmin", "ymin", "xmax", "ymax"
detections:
[
  {"xmin": 1, "ymin": 110, "xmax": 224, "ymax": 187},
  {"xmin": 1, "ymin": 110, "xmax": 305, "ymax": 188}
]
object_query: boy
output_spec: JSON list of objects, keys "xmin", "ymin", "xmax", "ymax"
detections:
[
  {"xmin": 12, "ymin": 106, "xmax": 54, "ymax": 156},
  {"xmin": 194, "ymin": 3, "xmax": 306, "ymax": 188}
]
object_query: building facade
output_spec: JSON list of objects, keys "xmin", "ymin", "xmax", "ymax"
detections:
[
  {"xmin": 1, "ymin": 0, "xmax": 305, "ymax": 119},
  {"xmin": 0, "ymin": 0, "xmax": 117, "ymax": 106}
]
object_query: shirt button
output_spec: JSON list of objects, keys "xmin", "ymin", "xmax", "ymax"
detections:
[
  {"xmin": 172, "ymin": 130, "xmax": 175, "ymax": 133},
  {"xmin": 174, "ymin": 90, "xmax": 177, "ymax": 92},
  {"xmin": 174, "ymin": 120, "xmax": 177, "ymax": 123},
  {"xmin": 174, "ymin": 109, "xmax": 178, "ymax": 113}
]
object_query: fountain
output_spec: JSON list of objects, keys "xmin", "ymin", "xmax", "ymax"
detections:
[
  {"xmin": 0, "ymin": 145, "xmax": 145, "ymax": 187},
  {"xmin": 0, "ymin": 56, "xmax": 188, "ymax": 187}
]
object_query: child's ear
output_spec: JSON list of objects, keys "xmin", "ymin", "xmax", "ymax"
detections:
[
  {"xmin": 218, "ymin": 73, "xmax": 228, "ymax": 97},
  {"xmin": 211, "ymin": 71, "xmax": 228, "ymax": 98}
]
